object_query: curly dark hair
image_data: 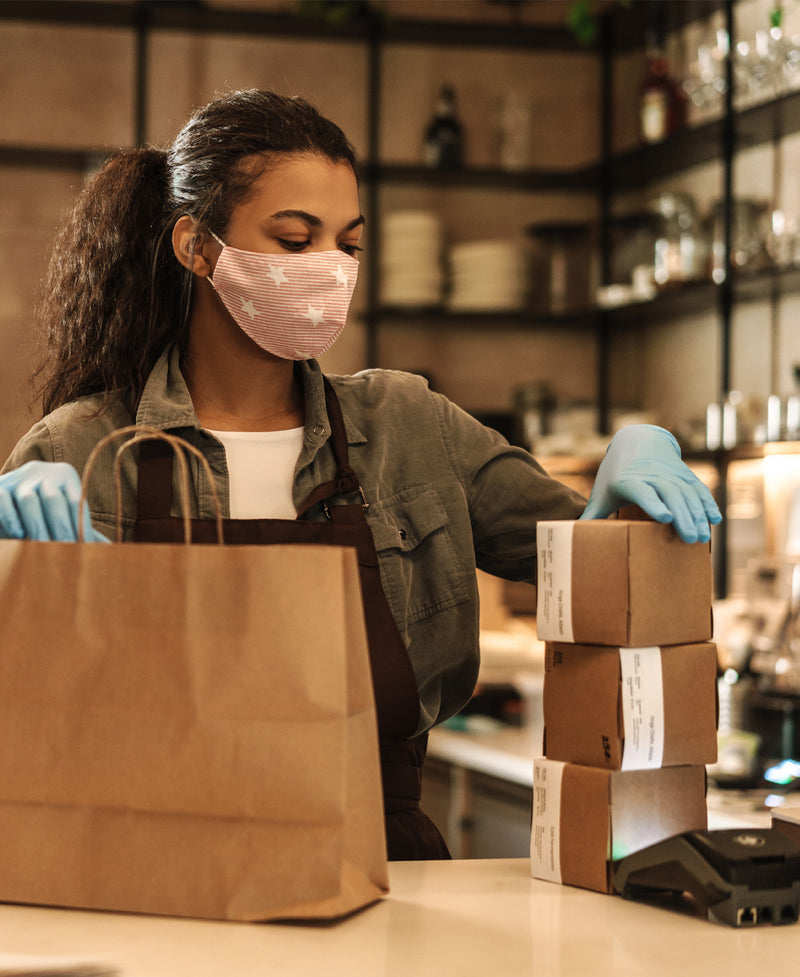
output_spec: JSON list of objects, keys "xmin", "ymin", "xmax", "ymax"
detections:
[{"xmin": 35, "ymin": 90, "xmax": 357, "ymax": 415}]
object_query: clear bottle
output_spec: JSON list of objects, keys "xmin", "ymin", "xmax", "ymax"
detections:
[
  {"xmin": 423, "ymin": 85, "xmax": 464, "ymax": 169},
  {"xmin": 638, "ymin": 27, "xmax": 686, "ymax": 144}
]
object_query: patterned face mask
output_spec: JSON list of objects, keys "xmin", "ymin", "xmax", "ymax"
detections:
[{"xmin": 208, "ymin": 233, "xmax": 359, "ymax": 360}]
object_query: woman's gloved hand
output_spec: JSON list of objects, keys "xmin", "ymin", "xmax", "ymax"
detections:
[
  {"xmin": 579, "ymin": 424, "xmax": 722, "ymax": 543},
  {"xmin": 0, "ymin": 461, "xmax": 109, "ymax": 542}
]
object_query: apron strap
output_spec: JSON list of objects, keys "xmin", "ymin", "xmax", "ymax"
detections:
[
  {"xmin": 295, "ymin": 377, "xmax": 359, "ymax": 519},
  {"xmin": 381, "ymin": 734, "xmax": 451, "ymax": 860},
  {"xmin": 136, "ymin": 438, "xmax": 174, "ymax": 519}
]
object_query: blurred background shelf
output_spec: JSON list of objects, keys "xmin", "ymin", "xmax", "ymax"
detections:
[{"xmin": 2, "ymin": 0, "xmax": 800, "ymax": 601}]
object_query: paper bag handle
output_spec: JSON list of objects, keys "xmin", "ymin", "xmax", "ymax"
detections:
[{"xmin": 80, "ymin": 425, "xmax": 224, "ymax": 544}]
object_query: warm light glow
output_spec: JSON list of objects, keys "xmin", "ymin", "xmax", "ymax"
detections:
[
  {"xmin": 764, "ymin": 449, "xmax": 800, "ymax": 555},
  {"xmin": 687, "ymin": 461, "xmax": 719, "ymax": 494}
]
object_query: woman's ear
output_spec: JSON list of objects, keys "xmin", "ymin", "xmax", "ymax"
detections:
[{"xmin": 172, "ymin": 216, "xmax": 218, "ymax": 277}]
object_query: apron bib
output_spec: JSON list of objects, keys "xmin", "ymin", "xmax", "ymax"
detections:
[{"xmin": 132, "ymin": 378, "xmax": 449, "ymax": 860}]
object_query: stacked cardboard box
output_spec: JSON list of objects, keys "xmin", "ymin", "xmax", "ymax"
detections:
[{"xmin": 530, "ymin": 515, "xmax": 718, "ymax": 893}]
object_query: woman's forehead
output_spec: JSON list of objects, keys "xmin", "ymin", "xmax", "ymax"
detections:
[{"xmin": 239, "ymin": 153, "xmax": 360, "ymax": 214}]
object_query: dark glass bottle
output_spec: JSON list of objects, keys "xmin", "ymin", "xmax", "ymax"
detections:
[
  {"xmin": 423, "ymin": 85, "xmax": 464, "ymax": 169},
  {"xmin": 638, "ymin": 28, "xmax": 686, "ymax": 144}
]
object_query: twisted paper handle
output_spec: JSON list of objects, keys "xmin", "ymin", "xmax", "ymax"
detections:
[{"xmin": 80, "ymin": 425, "xmax": 224, "ymax": 544}]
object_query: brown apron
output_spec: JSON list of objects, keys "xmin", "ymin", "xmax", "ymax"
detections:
[{"xmin": 132, "ymin": 379, "xmax": 450, "ymax": 861}]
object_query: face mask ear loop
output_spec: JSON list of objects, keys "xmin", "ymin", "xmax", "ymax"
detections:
[{"xmin": 206, "ymin": 230, "xmax": 226, "ymax": 289}]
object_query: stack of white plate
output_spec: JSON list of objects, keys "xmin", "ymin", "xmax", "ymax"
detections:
[
  {"xmin": 380, "ymin": 210, "xmax": 443, "ymax": 307},
  {"xmin": 447, "ymin": 239, "xmax": 530, "ymax": 311}
]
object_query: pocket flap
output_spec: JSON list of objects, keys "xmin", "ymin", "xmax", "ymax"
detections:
[{"xmin": 369, "ymin": 488, "xmax": 448, "ymax": 552}]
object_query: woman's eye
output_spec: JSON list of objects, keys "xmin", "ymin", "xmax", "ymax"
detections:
[
  {"xmin": 339, "ymin": 243, "xmax": 363, "ymax": 257},
  {"xmin": 278, "ymin": 238, "xmax": 310, "ymax": 252}
]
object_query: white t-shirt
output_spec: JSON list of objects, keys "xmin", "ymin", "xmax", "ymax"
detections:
[{"xmin": 207, "ymin": 426, "xmax": 304, "ymax": 519}]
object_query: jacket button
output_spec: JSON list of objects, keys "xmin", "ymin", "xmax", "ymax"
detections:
[{"xmin": 312, "ymin": 424, "xmax": 325, "ymax": 437}]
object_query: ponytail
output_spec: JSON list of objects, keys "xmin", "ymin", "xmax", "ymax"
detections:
[{"xmin": 35, "ymin": 148, "xmax": 188, "ymax": 415}]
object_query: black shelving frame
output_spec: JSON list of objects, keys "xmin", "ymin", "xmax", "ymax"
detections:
[{"xmin": 597, "ymin": 0, "xmax": 797, "ymax": 598}]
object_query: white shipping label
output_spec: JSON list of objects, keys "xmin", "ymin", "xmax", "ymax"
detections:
[
  {"xmin": 531, "ymin": 759, "xmax": 564, "ymax": 883},
  {"xmin": 619, "ymin": 647, "xmax": 665, "ymax": 770},
  {"xmin": 536, "ymin": 522, "xmax": 574, "ymax": 642}
]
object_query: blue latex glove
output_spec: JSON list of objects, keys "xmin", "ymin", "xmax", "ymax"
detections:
[
  {"xmin": 580, "ymin": 424, "xmax": 722, "ymax": 543},
  {"xmin": 0, "ymin": 461, "xmax": 109, "ymax": 542}
]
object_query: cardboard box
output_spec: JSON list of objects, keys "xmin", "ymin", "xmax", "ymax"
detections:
[
  {"xmin": 543, "ymin": 642, "xmax": 719, "ymax": 770},
  {"xmin": 536, "ymin": 519, "xmax": 712, "ymax": 646},
  {"xmin": 531, "ymin": 759, "xmax": 708, "ymax": 893},
  {"xmin": 772, "ymin": 806, "xmax": 800, "ymax": 848}
]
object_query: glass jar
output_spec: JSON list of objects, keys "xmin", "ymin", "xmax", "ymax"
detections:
[
  {"xmin": 647, "ymin": 192, "xmax": 706, "ymax": 285},
  {"xmin": 525, "ymin": 221, "xmax": 596, "ymax": 314},
  {"xmin": 709, "ymin": 197, "xmax": 770, "ymax": 283},
  {"xmin": 512, "ymin": 381, "xmax": 556, "ymax": 452}
]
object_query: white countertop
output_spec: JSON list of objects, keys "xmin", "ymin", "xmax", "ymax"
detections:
[
  {"xmin": 0, "ymin": 858, "xmax": 797, "ymax": 977},
  {"xmin": 428, "ymin": 724, "xmax": 541, "ymax": 786}
]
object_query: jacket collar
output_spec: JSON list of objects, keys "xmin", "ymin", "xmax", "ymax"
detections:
[
  {"xmin": 135, "ymin": 346, "xmax": 198, "ymax": 430},
  {"xmin": 300, "ymin": 359, "xmax": 366, "ymax": 448},
  {"xmin": 135, "ymin": 346, "xmax": 366, "ymax": 447}
]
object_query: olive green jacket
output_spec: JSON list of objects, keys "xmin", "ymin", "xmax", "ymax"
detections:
[{"xmin": 3, "ymin": 347, "xmax": 586, "ymax": 732}]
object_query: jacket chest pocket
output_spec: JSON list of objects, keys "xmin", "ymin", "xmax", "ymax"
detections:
[{"xmin": 368, "ymin": 486, "xmax": 470, "ymax": 629}]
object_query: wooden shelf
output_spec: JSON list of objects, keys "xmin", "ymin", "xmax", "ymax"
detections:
[
  {"xmin": 607, "ymin": 119, "xmax": 726, "ymax": 191},
  {"xmin": 607, "ymin": 88, "xmax": 800, "ymax": 191},
  {"xmin": 684, "ymin": 443, "xmax": 800, "ymax": 465},
  {"xmin": 369, "ymin": 161, "xmax": 597, "ymax": 193},
  {"xmin": 373, "ymin": 261, "xmax": 800, "ymax": 332},
  {"xmin": 373, "ymin": 90, "xmax": 800, "ymax": 195},
  {"xmin": 0, "ymin": 1, "xmax": 585, "ymax": 49},
  {"xmin": 541, "ymin": 442, "xmax": 800, "ymax": 480},
  {"xmin": 600, "ymin": 265, "xmax": 800, "ymax": 324},
  {"xmin": 600, "ymin": 280, "xmax": 718, "ymax": 323},
  {"xmin": 732, "ymin": 263, "xmax": 800, "ymax": 302},
  {"xmin": 372, "ymin": 305, "xmax": 597, "ymax": 329},
  {"xmin": 607, "ymin": 0, "xmax": 726, "ymax": 52},
  {"xmin": 0, "ymin": 0, "xmax": 138, "ymax": 29},
  {"xmin": 0, "ymin": 144, "xmax": 111, "ymax": 171}
]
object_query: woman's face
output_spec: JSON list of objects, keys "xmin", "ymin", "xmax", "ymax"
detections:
[{"xmin": 219, "ymin": 153, "xmax": 363, "ymax": 260}]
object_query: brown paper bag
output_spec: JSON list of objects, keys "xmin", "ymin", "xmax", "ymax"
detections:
[{"xmin": 0, "ymin": 430, "xmax": 388, "ymax": 921}]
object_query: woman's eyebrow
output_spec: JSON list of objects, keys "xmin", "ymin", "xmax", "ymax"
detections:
[
  {"xmin": 268, "ymin": 210, "xmax": 365, "ymax": 231},
  {"xmin": 269, "ymin": 209, "xmax": 322, "ymax": 226}
]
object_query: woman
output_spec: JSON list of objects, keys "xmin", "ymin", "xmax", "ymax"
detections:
[{"xmin": 0, "ymin": 90, "xmax": 720, "ymax": 859}]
